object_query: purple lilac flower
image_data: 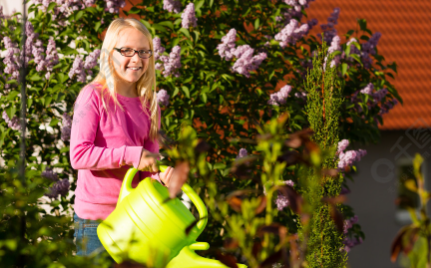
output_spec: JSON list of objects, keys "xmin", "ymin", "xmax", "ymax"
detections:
[
  {"xmin": 163, "ymin": 0, "xmax": 181, "ymax": 13},
  {"xmin": 181, "ymin": 3, "xmax": 197, "ymax": 28},
  {"xmin": 340, "ymin": 187, "xmax": 351, "ymax": 195},
  {"xmin": 344, "ymin": 38, "xmax": 360, "ymax": 63},
  {"xmin": 217, "ymin": 29, "xmax": 237, "ymax": 61},
  {"xmin": 236, "ymin": 148, "xmax": 248, "ymax": 159},
  {"xmin": 278, "ymin": 0, "xmax": 316, "ymax": 22},
  {"xmin": 45, "ymin": 38, "xmax": 60, "ymax": 79},
  {"xmin": 360, "ymin": 32, "xmax": 381, "ymax": 69},
  {"xmin": 342, "ymin": 215, "xmax": 362, "ymax": 252},
  {"xmin": 2, "ymin": 111, "xmax": 20, "ymax": 131},
  {"xmin": 360, "ymin": 83, "xmax": 374, "ymax": 95},
  {"xmin": 160, "ymin": 45, "xmax": 182, "ymax": 77},
  {"xmin": 231, "ymin": 45, "xmax": 267, "ymax": 78},
  {"xmin": 25, "ymin": 22, "xmax": 39, "ymax": 66},
  {"xmin": 46, "ymin": 178, "xmax": 70, "ymax": 199},
  {"xmin": 379, "ymin": 99, "xmax": 398, "ymax": 115},
  {"xmin": 276, "ymin": 194, "xmax": 289, "ymax": 211},
  {"xmin": 324, "ymin": 35, "xmax": 341, "ymax": 68},
  {"xmin": 104, "ymin": 0, "xmax": 125, "ymax": 13},
  {"xmin": 157, "ymin": 89, "xmax": 170, "ymax": 106},
  {"xmin": 68, "ymin": 56, "xmax": 86, "ymax": 82},
  {"xmin": 153, "ymin": 37, "xmax": 166, "ymax": 61},
  {"xmin": 61, "ymin": 113, "xmax": 72, "ymax": 141},
  {"xmin": 274, "ymin": 20, "xmax": 310, "ymax": 48},
  {"xmin": 338, "ymin": 149, "xmax": 367, "ymax": 170},
  {"xmin": 294, "ymin": 91, "xmax": 307, "ymax": 100},
  {"xmin": 42, "ymin": 167, "xmax": 59, "ymax": 181},
  {"xmin": 268, "ymin": 85, "xmax": 293, "ymax": 106},
  {"xmin": 3, "ymin": 37, "xmax": 21, "ymax": 81},
  {"xmin": 318, "ymin": 8, "xmax": 340, "ymax": 44},
  {"xmin": 337, "ymin": 139, "xmax": 350, "ymax": 154},
  {"xmin": 84, "ymin": 49, "xmax": 100, "ymax": 70}
]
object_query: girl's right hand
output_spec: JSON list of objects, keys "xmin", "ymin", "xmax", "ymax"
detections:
[{"xmin": 137, "ymin": 149, "xmax": 159, "ymax": 172}]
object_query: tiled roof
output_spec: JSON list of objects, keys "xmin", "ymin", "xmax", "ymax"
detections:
[
  {"xmin": 121, "ymin": 1, "xmax": 431, "ymax": 130},
  {"xmin": 291, "ymin": 1, "xmax": 431, "ymax": 130}
]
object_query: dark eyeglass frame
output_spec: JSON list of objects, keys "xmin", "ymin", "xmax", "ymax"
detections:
[{"xmin": 114, "ymin": 47, "xmax": 153, "ymax": 59}]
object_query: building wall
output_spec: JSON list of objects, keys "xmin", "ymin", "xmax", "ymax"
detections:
[
  {"xmin": 0, "ymin": 0, "xmax": 24, "ymax": 16},
  {"xmin": 348, "ymin": 128, "xmax": 431, "ymax": 268}
]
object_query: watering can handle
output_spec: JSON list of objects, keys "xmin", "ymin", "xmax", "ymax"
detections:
[{"xmin": 118, "ymin": 162, "xmax": 208, "ymax": 235}]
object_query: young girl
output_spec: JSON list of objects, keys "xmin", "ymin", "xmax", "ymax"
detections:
[{"xmin": 70, "ymin": 18, "xmax": 174, "ymax": 257}]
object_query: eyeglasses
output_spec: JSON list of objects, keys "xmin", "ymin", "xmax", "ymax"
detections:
[{"xmin": 114, "ymin": 47, "xmax": 153, "ymax": 59}]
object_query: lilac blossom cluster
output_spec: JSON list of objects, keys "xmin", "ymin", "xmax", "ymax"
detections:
[
  {"xmin": 231, "ymin": 45, "xmax": 267, "ymax": 78},
  {"xmin": 217, "ymin": 29, "xmax": 237, "ymax": 61},
  {"xmin": 69, "ymin": 49, "xmax": 100, "ymax": 82},
  {"xmin": 158, "ymin": 45, "xmax": 182, "ymax": 77},
  {"xmin": 337, "ymin": 139, "xmax": 366, "ymax": 170},
  {"xmin": 42, "ymin": 167, "xmax": 59, "ymax": 181},
  {"xmin": 324, "ymin": 35, "xmax": 341, "ymax": 69},
  {"xmin": 163, "ymin": 0, "xmax": 181, "ymax": 13},
  {"xmin": 153, "ymin": 37, "xmax": 166, "ymax": 61},
  {"xmin": 44, "ymin": 38, "xmax": 60, "ymax": 79},
  {"xmin": 268, "ymin": 85, "xmax": 293, "ymax": 106},
  {"xmin": 318, "ymin": 7, "xmax": 340, "ymax": 44},
  {"xmin": 276, "ymin": 0, "xmax": 316, "ymax": 23},
  {"xmin": 276, "ymin": 180, "xmax": 295, "ymax": 211},
  {"xmin": 181, "ymin": 3, "xmax": 197, "ymax": 28},
  {"xmin": 157, "ymin": 89, "xmax": 170, "ymax": 106},
  {"xmin": 236, "ymin": 148, "xmax": 248, "ymax": 159},
  {"xmin": 342, "ymin": 215, "xmax": 362, "ymax": 252},
  {"xmin": 350, "ymin": 83, "xmax": 397, "ymax": 117},
  {"xmin": 2, "ymin": 111, "xmax": 20, "ymax": 131},
  {"xmin": 360, "ymin": 32, "xmax": 382, "ymax": 69},
  {"xmin": 104, "ymin": 0, "xmax": 126, "ymax": 14},
  {"xmin": 84, "ymin": 49, "xmax": 101, "ymax": 77},
  {"xmin": 3, "ymin": 37, "xmax": 21, "ymax": 81},
  {"xmin": 46, "ymin": 178, "xmax": 71, "ymax": 199},
  {"xmin": 274, "ymin": 19, "xmax": 311, "ymax": 48},
  {"xmin": 61, "ymin": 113, "xmax": 72, "ymax": 141}
]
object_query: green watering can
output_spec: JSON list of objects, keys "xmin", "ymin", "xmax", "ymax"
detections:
[{"xmin": 97, "ymin": 165, "xmax": 247, "ymax": 268}]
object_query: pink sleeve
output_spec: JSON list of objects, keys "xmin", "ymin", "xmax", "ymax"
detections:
[
  {"xmin": 141, "ymin": 105, "xmax": 162, "ymax": 181},
  {"xmin": 69, "ymin": 85, "xmax": 143, "ymax": 170}
]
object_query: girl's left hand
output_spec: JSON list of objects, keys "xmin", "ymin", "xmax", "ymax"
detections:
[{"xmin": 159, "ymin": 166, "xmax": 174, "ymax": 187}]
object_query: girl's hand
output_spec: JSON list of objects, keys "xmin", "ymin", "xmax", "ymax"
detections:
[
  {"xmin": 159, "ymin": 166, "xmax": 174, "ymax": 187},
  {"xmin": 137, "ymin": 149, "xmax": 158, "ymax": 172}
]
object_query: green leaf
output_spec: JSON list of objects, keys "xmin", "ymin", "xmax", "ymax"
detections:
[
  {"xmin": 254, "ymin": 18, "xmax": 260, "ymax": 30},
  {"xmin": 213, "ymin": 163, "xmax": 226, "ymax": 170},
  {"xmin": 179, "ymin": 28, "xmax": 191, "ymax": 38},
  {"xmin": 7, "ymin": 106, "xmax": 16, "ymax": 119},
  {"xmin": 153, "ymin": 23, "xmax": 168, "ymax": 33},
  {"xmin": 140, "ymin": 19, "xmax": 153, "ymax": 32},
  {"xmin": 182, "ymin": 86, "xmax": 190, "ymax": 98},
  {"xmin": 209, "ymin": 0, "xmax": 214, "ymax": 8},
  {"xmin": 201, "ymin": 92, "xmax": 207, "ymax": 103},
  {"xmin": 47, "ymin": 2, "xmax": 57, "ymax": 13},
  {"xmin": 341, "ymin": 63, "xmax": 348, "ymax": 76},
  {"xmin": 128, "ymin": 6, "xmax": 141, "ymax": 14},
  {"xmin": 158, "ymin": 21, "xmax": 174, "ymax": 31},
  {"xmin": 94, "ymin": 21, "xmax": 101, "ymax": 32},
  {"xmin": 195, "ymin": 0, "xmax": 205, "ymax": 11},
  {"xmin": 49, "ymin": 118, "xmax": 59, "ymax": 127},
  {"xmin": 7, "ymin": 91, "xmax": 19, "ymax": 101},
  {"xmin": 28, "ymin": 73, "xmax": 41, "ymax": 81},
  {"xmin": 192, "ymin": 30, "xmax": 200, "ymax": 44},
  {"xmin": 45, "ymin": 96, "xmax": 52, "ymax": 107},
  {"xmin": 75, "ymin": 10, "xmax": 84, "ymax": 21},
  {"xmin": 171, "ymin": 37, "xmax": 180, "ymax": 48},
  {"xmin": 358, "ymin": 19, "xmax": 367, "ymax": 32}
]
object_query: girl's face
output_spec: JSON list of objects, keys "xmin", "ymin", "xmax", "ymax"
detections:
[{"xmin": 111, "ymin": 27, "xmax": 150, "ymax": 89}]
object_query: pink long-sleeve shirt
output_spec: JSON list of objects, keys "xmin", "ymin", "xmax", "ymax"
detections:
[{"xmin": 70, "ymin": 82, "xmax": 160, "ymax": 220}]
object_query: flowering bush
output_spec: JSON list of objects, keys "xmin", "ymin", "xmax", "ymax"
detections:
[{"xmin": 0, "ymin": 0, "xmax": 400, "ymax": 267}]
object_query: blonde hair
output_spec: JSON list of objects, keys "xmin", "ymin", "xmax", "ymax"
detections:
[{"xmin": 91, "ymin": 18, "xmax": 158, "ymax": 141}]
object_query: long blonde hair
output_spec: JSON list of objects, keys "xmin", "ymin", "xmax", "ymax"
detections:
[{"xmin": 91, "ymin": 18, "xmax": 158, "ymax": 141}]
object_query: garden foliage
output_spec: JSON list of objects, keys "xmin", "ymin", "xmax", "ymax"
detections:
[{"xmin": 0, "ymin": 0, "xmax": 400, "ymax": 267}]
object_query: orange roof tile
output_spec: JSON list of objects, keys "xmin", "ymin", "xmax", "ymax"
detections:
[
  {"xmin": 302, "ymin": 0, "xmax": 431, "ymax": 130},
  {"xmin": 121, "ymin": 1, "xmax": 431, "ymax": 130}
]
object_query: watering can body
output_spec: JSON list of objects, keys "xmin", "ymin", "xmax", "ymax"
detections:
[{"xmin": 97, "ymin": 166, "xmax": 247, "ymax": 268}]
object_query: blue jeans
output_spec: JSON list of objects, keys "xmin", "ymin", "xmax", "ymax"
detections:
[{"xmin": 74, "ymin": 213, "xmax": 114, "ymax": 264}]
